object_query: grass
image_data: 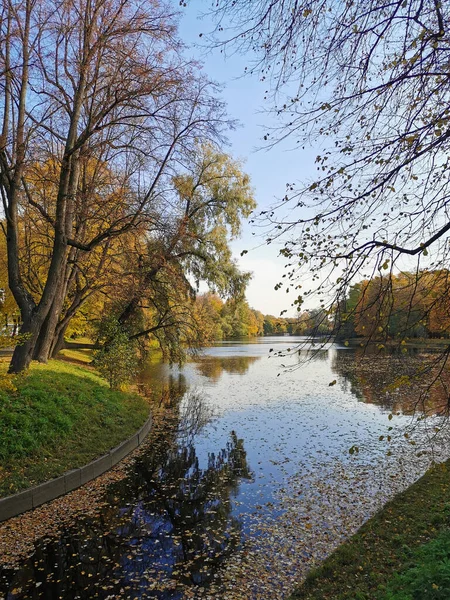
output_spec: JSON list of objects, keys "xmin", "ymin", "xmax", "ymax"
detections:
[
  {"xmin": 381, "ymin": 529, "xmax": 450, "ymax": 599},
  {"xmin": 58, "ymin": 346, "xmax": 93, "ymax": 364},
  {"xmin": 0, "ymin": 359, "xmax": 149, "ymax": 496},
  {"xmin": 289, "ymin": 461, "xmax": 450, "ymax": 600}
]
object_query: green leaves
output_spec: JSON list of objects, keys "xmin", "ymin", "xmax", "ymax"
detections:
[{"xmin": 93, "ymin": 318, "xmax": 138, "ymax": 390}]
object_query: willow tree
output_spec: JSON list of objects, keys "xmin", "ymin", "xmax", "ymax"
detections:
[
  {"xmin": 211, "ymin": 0, "xmax": 450, "ymax": 337},
  {"xmin": 0, "ymin": 0, "xmax": 228, "ymax": 372},
  {"xmin": 115, "ymin": 144, "xmax": 256, "ymax": 363}
]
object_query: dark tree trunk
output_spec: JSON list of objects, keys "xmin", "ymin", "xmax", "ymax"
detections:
[
  {"xmin": 8, "ymin": 311, "xmax": 45, "ymax": 373},
  {"xmin": 118, "ymin": 296, "xmax": 140, "ymax": 325},
  {"xmin": 118, "ymin": 266, "xmax": 161, "ymax": 326},
  {"xmin": 33, "ymin": 275, "xmax": 67, "ymax": 363},
  {"xmin": 9, "ymin": 342, "xmax": 34, "ymax": 373},
  {"xmin": 8, "ymin": 243, "xmax": 68, "ymax": 372},
  {"xmin": 32, "ymin": 311, "xmax": 51, "ymax": 362},
  {"xmin": 50, "ymin": 320, "xmax": 70, "ymax": 358},
  {"xmin": 49, "ymin": 284, "xmax": 91, "ymax": 358}
]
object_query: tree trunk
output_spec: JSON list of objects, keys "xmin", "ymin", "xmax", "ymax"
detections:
[
  {"xmin": 8, "ymin": 312, "xmax": 45, "ymax": 373},
  {"xmin": 33, "ymin": 275, "xmax": 67, "ymax": 363},
  {"xmin": 8, "ymin": 242, "xmax": 68, "ymax": 372},
  {"xmin": 118, "ymin": 296, "xmax": 141, "ymax": 325},
  {"xmin": 49, "ymin": 284, "xmax": 91, "ymax": 358},
  {"xmin": 50, "ymin": 320, "xmax": 70, "ymax": 358}
]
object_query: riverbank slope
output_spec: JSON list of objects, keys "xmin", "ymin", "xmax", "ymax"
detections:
[
  {"xmin": 290, "ymin": 459, "xmax": 450, "ymax": 599},
  {"xmin": 0, "ymin": 359, "xmax": 149, "ymax": 497}
]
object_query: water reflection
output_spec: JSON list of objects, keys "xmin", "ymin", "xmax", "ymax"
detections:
[
  {"xmin": 295, "ymin": 348, "xmax": 329, "ymax": 363},
  {"xmin": 137, "ymin": 369, "xmax": 188, "ymax": 403},
  {"xmin": 3, "ymin": 340, "xmax": 450, "ymax": 600},
  {"xmin": 0, "ymin": 385, "xmax": 252, "ymax": 599},
  {"xmin": 194, "ymin": 355, "xmax": 260, "ymax": 381},
  {"xmin": 332, "ymin": 348, "xmax": 450, "ymax": 416}
]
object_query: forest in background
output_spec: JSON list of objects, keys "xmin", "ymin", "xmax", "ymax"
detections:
[{"xmin": 3, "ymin": 265, "xmax": 449, "ymax": 346}]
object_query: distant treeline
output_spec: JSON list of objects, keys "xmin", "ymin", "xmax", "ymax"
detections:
[
  {"xmin": 335, "ymin": 270, "xmax": 450, "ymax": 341},
  {"xmin": 197, "ymin": 269, "xmax": 450, "ymax": 342},
  {"xmin": 194, "ymin": 293, "xmax": 330, "ymax": 339}
]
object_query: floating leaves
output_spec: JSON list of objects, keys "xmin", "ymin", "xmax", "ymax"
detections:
[{"xmin": 2, "ymin": 340, "xmax": 450, "ymax": 599}]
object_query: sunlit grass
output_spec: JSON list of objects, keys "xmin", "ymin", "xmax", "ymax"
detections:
[
  {"xmin": 0, "ymin": 360, "xmax": 149, "ymax": 496},
  {"xmin": 58, "ymin": 347, "xmax": 93, "ymax": 364}
]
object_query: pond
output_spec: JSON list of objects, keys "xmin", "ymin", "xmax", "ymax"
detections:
[{"xmin": 1, "ymin": 337, "xmax": 450, "ymax": 599}]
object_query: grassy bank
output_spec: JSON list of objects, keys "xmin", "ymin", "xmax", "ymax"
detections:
[
  {"xmin": 290, "ymin": 461, "xmax": 450, "ymax": 600},
  {"xmin": 0, "ymin": 360, "xmax": 149, "ymax": 496}
]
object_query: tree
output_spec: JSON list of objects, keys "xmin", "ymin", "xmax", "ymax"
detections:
[
  {"xmin": 211, "ymin": 0, "xmax": 450, "ymax": 340},
  {"xmin": 92, "ymin": 317, "xmax": 138, "ymax": 390},
  {"xmin": 335, "ymin": 270, "xmax": 450, "ymax": 341},
  {"xmin": 0, "ymin": 0, "xmax": 229, "ymax": 372},
  {"xmin": 13, "ymin": 156, "xmax": 145, "ymax": 359},
  {"xmin": 0, "ymin": 233, "xmax": 18, "ymax": 332},
  {"xmin": 194, "ymin": 293, "xmax": 226, "ymax": 341},
  {"xmin": 114, "ymin": 144, "xmax": 256, "ymax": 362}
]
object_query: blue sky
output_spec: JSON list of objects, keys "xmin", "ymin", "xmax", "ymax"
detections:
[{"xmin": 178, "ymin": 2, "xmax": 317, "ymax": 316}]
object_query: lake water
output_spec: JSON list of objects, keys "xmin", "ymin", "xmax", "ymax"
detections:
[{"xmin": 1, "ymin": 337, "xmax": 449, "ymax": 599}]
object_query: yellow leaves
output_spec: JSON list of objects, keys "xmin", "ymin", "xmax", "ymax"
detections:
[
  {"xmin": 0, "ymin": 373, "xmax": 18, "ymax": 393},
  {"xmin": 172, "ymin": 174, "xmax": 195, "ymax": 200},
  {"xmin": 404, "ymin": 134, "xmax": 418, "ymax": 146}
]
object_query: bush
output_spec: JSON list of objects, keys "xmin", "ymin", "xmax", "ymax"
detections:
[{"xmin": 93, "ymin": 318, "xmax": 138, "ymax": 389}]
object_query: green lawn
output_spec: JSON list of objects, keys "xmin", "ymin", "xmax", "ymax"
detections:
[
  {"xmin": 0, "ymin": 360, "xmax": 149, "ymax": 496},
  {"xmin": 290, "ymin": 462, "xmax": 450, "ymax": 600}
]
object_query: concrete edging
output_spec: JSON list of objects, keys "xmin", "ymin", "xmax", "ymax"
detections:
[{"xmin": 0, "ymin": 414, "xmax": 152, "ymax": 523}]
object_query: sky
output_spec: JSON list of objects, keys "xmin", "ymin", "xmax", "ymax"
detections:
[{"xmin": 178, "ymin": 2, "xmax": 318, "ymax": 316}]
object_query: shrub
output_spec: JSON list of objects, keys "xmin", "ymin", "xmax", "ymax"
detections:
[{"xmin": 93, "ymin": 318, "xmax": 138, "ymax": 389}]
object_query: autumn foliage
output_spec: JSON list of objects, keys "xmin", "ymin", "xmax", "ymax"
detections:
[{"xmin": 336, "ymin": 271, "xmax": 450, "ymax": 341}]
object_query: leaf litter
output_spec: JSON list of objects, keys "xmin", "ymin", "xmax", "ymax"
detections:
[{"xmin": 2, "ymin": 343, "xmax": 450, "ymax": 599}]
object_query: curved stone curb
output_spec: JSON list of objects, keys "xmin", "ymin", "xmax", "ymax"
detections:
[{"xmin": 0, "ymin": 414, "xmax": 152, "ymax": 523}]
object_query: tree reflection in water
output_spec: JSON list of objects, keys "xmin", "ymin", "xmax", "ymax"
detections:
[
  {"xmin": 194, "ymin": 355, "xmax": 260, "ymax": 381},
  {"xmin": 332, "ymin": 347, "xmax": 450, "ymax": 417},
  {"xmin": 0, "ymin": 378, "xmax": 252, "ymax": 599}
]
